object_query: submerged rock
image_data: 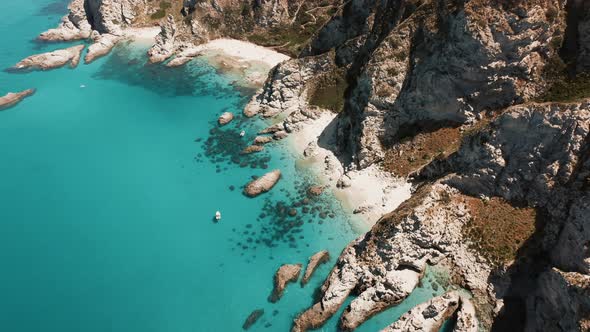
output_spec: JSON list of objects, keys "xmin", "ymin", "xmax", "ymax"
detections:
[
  {"xmin": 301, "ymin": 250, "xmax": 330, "ymax": 286},
  {"xmin": 307, "ymin": 186, "xmax": 325, "ymax": 197},
  {"xmin": 244, "ymin": 170, "xmax": 281, "ymax": 197},
  {"xmin": 85, "ymin": 33, "xmax": 122, "ymax": 64},
  {"xmin": 0, "ymin": 89, "xmax": 36, "ymax": 111},
  {"xmin": 269, "ymin": 264, "xmax": 302, "ymax": 303},
  {"xmin": 218, "ymin": 112, "xmax": 234, "ymax": 126},
  {"xmin": 241, "ymin": 145, "xmax": 264, "ymax": 155},
  {"xmin": 242, "ymin": 309, "xmax": 264, "ymax": 330},
  {"xmin": 12, "ymin": 45, "xmax": 85, "ymax": 71}
]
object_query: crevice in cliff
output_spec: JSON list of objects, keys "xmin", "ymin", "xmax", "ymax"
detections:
[{"xmin": 560, "ymin": 0, "xmax": 584, "ymax": 77}]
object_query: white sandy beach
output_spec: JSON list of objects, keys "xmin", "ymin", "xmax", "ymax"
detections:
[
  {"xmin": 289, "ymin": 111, "xmax": 412, "ymax": 226},
  {"xmin": 123, "ymin": 27, "xmax": 161, "ymax": 44}
]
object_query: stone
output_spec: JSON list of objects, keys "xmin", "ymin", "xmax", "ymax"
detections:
[
  {"xmin": 241, "ymin": 145, "xmax": 264, "ymax": 155},
  {"xmin": 307, "ymin": 186, "xmax": 325, "ymax": 197},
  {"xmin": 254, "ymin": 136, "xmax": 273, "ymax": 145},
  {"xmin": 301, "ymin": 250, "xmax": 330, "ymax": 286},
  {"xmin": 85, "ymin": 33, "xmax": 122, "ymax": 64},
  {"xmin": 0, "ymin": 89, "xmax": 36, "ymax": 111},
  {"xmin": 12, "ymin": 45, "xmax": 85, "ymax": 71},
  {"xmin": 273, "ymin": 131, "xmax": 288, "ymax": 140},
  {"xmin": 244, "ymin": 170, "xmax": 281, "ymax": 197},
  {"xmin": 242, "ymin": 309, "xmax": 264, "ymax": 330},
  {"xmin": 218, "ymin": 112, "xmax": 234, "ymax": 126},
  {"xmin": 269, "ymin": 264, "xmax": 302, "ymax": 303}
]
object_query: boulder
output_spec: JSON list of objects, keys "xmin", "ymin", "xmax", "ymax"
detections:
[
  {"xmin": 254, "ymin": 136, "xmax": 273, "ymax": 145},
  {"xmin": 0, "ymin": 89, "xmax": 36, "ymax": 111},
  {"xmin": 85, "ymin": 33, "xmax": 122, "ymax": 64},
  {"xmin": 273, "ymin": 131, "xmax": 288, "ymax": 140},
  {"xmin": 218, "ymin": 112, "xmax": 234, "ymax": 126},
  {"xmin": 242, "ymin": 309, "xmax": 264, "ymax": 330},
  {"xmin": 12, "ymin": 45, "xmax": 85, "ymax": 71},
  {"xmin": 307, "ymin": 186, "xmax": 325, "ymax": 197},
  {"xmin": 301, "ymin": 251, "xmax": 330, "ymax": 286},
  {"xmin": 269, "ymin": 264, "xmax": 302, "ymax": 303},
  {"xmin": 244, "ymin": 170, "xmax": 281, "ymax": 197},
  {"xmin": 241, "ymin": 145, "xmax": 264, "ymax": 155}
]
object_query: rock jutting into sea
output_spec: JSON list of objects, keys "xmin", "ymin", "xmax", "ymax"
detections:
[
  {"xmin": 218, "ymin": 112, "xmax": 234, "ymax": 126},
  {"xmin": 244, "ymin": 170, "xmax": 281, "ymax": 198},
  {"xmin": 301, "ymin": 250, "xmax": 330, "ymax": 286},
  {"xmin": 241, "ymin": 145, "xmax": 264, "ymax": 155},
  {"xmin": 12, "ymin": 45, "xmax": 85, "ymax": 71},
  {"xmin": 242, "ymin": 309, "xmax": 264, "ymax": 330},
  {"xmin": 37, "ymin": 0, "xmax": 91, "ymax": 41},
  {"xmin": 0, "ymin": 89, "xmax": 36, "ymax": 111},
  {"xmin": 269, "ymin": 264, "xmax": 302, "ymax": 303},
  {"xmin": 85, "ymin": 33, "xmax": 122, "ymax": 64},
  {"xmin": 253, "ymin": 136, "xmax": 273, "ymax": 145},
  {"xmin": 147, "ymin": 14, "xmax": 177, "ymax": 64}
]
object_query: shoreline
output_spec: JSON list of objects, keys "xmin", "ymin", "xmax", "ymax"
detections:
[{"xmin": 287, "ymin": 111, "xmax": 412, "ymax": 227}]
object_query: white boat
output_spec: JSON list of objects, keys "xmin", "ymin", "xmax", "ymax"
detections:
[
  {"xmin": 215, "ymin": 211, "xmax": 221, "ymax": 221},
  {"xmin": 80, "ymin": 84, "xmax": 86, "ymax": 88},
  {"xmin": 240, "ymin": 130, "xmax": 245, "ymax": 137}
]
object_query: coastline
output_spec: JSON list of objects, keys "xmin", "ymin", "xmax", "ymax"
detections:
[{"xmin": 287, "ymin": 111, "xmax": 412, "ymax": 227}]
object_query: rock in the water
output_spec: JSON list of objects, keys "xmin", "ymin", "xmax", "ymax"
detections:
[
  {"xmin": 12, "ymin": 45, "xmax": 85, "ymax": 71},
  {"xmin": 382, "ymin": 292, "xmax": 461, "ymax": 332},
  {"xmin": 218, "ymin": 112, "xmax": 234, "ymax": 126},
  {"xmin": 85, "ymin": 33, "xmax": 122, "ymax": 64},
  {"xmin": 38, "ymin": 0, "xmax": 92, "ymax": 41},
  {"xmin": 301, "ymin": 250, "xmax": 330, "ymax": 286},
  {"xmin": 242, "ymin": 309, "xmax": 264, "ymax": 330},
  {"xmin": 307, "ymin": 186, "xmax": 325, "ymax": 197},
  {"xmin": 0, "ymin": 89, "xmax": 36, "ymax": 111},
  {"xmin": 241, "ymin": 145, "xmax": 264, "ymax": 155},
  {"xmin": 244, "ymin": 170, "xmax": 281, "ymax": 197},
  {"xmin": 273, "ymin": 131, "xmax": 288, "ymax": 140},
  {"xmin": 269, "ymin": 264, "xmax": 302, "ymax": 303},
  {"xmin": 254, "ymin": 136, "xmax": 273, "ymax": 145}
]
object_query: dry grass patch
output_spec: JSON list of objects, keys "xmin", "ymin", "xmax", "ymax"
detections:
[
  {"xmin": 461, "ymin": 196, "xmax": 538, "ymax": 266},
  {"xmin": 383, "ymin": 126, "xmax": 462, "ymax": 177}
]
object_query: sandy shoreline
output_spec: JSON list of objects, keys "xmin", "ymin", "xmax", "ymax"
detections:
[{"xmin": 288, "ymin": 112, "xmax": 412, "ymax": 226}]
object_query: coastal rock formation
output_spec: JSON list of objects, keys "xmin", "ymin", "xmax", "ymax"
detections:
[
  {"xmin": 241, "ymin": 145, "xmax": 264, "ymax": 155},
  {"xmin": 85, "ymin": 33, "xmax": 122, "ymax": 63},
  {"xmin": 148, "ymin": 14, "xmax": 177, "ymax": 63},
  {"xmin": 217, "ymin": 112, "xmax": 234, "ymax": 126},
  {"xmin": 38, "ymin": 0, "xmax": 146, "ymax": 41},
  {"xmin": 301, "ymin": 250, "xmax": 330, "ymax": 286},
  {"xmin": 0, "ymin": 89, "xmax": 36, "ymax": 111},
  {"xmin": 269, "ymin": 264, "xmax": 302, "ymax": 303},
  {"xmin": 244, "ymin": 170, "xmax": 281, "ymax": 197},
  {"xmin": 253, "ymin": 136, "xmax": 273, "ymax": 145},
  {"xmin": 12, "ymin": 45, "xmax": 85, "ymax": 71},
  {"xmin": 382, "ymin": 292, "xmax": 460, "ymax": 332},
  {"xmin": 242, "ymin": 309, "xmax": 264, "ymax": 330}
]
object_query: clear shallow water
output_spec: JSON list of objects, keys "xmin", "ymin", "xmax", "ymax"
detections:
[{"xmin": 0, "ymin": 1, "xmax": 449, "ymax": 331}]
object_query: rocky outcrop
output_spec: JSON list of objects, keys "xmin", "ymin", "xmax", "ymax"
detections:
[
  {"xmin": 301, "ymin": 250, "xmax": 330, "ymax": 286},
  {"xmin": 269, "ymin": 264, "xmax": 302, "ymax": 303},
  {"xmin": 39, "ymin": 0, "xmax": 146, "ymax": 41},
  {"xmin": 253, "ymin": 136, "xmax": 273, "ymax": 145},
  {"xmin": 242, "ymin": 309, "xmax": 264, "ymax": 330},
  {"xmin": 38, "ymin": 0, "xmax": 92, "ymax": 41},
  {"xmin": 147, "ymin": 14, "xmax": 177, "ymax": 63},
  {"xmin": 292, "ymin": 184, "xmax": 491, "ymax": 332},
  {"xmin": 85, "ymin": 33, "xmax": 122, "ymax": 63},
  {"xmin": 0, "ymin": 89, "xmax": 36, "ymax": 111},
  {"xmin": 12, "ymin": 45, "xmax": 85, "ymax": 71},
  {"xmin": 382, "ymin": 292, "xmax": 460, "ymax": 332},
  {"xmin": 217, "ymin": 112, "xmax": 234, "ymax": 126},
  {"xmin": 244, "ymin": 170, "xmax": 281, "ymax": 197},
  {"xmin": 241, "ymin": 145, "xmax": 264, "ymax": 155}
]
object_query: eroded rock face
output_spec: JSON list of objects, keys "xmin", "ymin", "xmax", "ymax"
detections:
[
  {"xmin": 244, "ymin": 170, "xmax": 281, "ymax": 197},
  {"xmin": 38, "ymin": 0, "xmax": 92, "ymax": 41},
  {"xmin": 292, "ymin": 184, "xmax": 491, "ymax": 332},
  {"xmin": 382, "ymin": 292, "xmax": 460, "ymax": 332},
  {"xmin": 85, "ymin": 33, "xmax": 122, "ymax": 63},
  {"xmin": 301, "ymin": 250, "xmax": 330, "ymax": 286},
  {"xmin": 12, "ymin": 45, "xmax": 85, "ymax": 71},
  {"xmin": 269, "ymin": 264, "xmax": 302, "ymax": 303},
  {"xmin": 148, "ymin": 14, "xmax": 177, "ymax": 63},
  {"xmin": 0, "ymin": 89, "xmax": 36, "ymax": 111}
]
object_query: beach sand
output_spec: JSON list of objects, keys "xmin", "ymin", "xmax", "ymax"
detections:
[{"xmin": 289, "ymin": 111, "xmax": 412, "ymax": 226}]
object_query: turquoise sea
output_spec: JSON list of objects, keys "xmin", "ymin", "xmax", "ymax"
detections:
[{"xmin": 0, "ymin": 1, "xmax": 450, "ymax": 331}]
